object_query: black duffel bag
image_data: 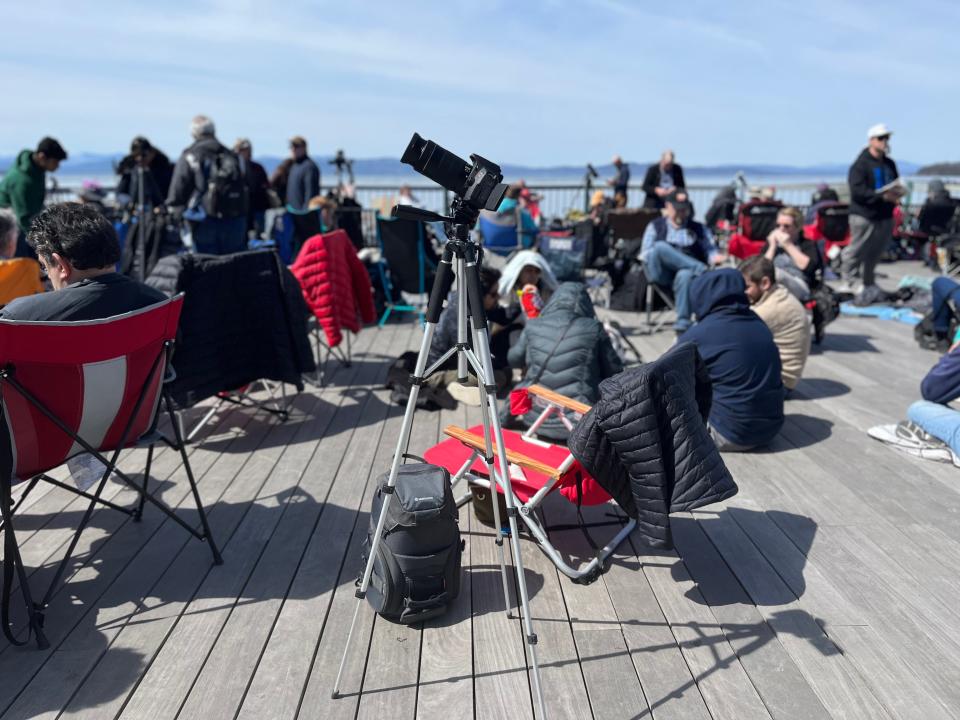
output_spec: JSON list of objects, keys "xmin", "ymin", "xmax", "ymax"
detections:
[{"xmin": 361, "ymin": 463, "xmax": 463, "ymax": 624}]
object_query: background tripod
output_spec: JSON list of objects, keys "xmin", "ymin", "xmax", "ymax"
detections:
[{"xmin": 333, "ymin": 198, "xmax": 548, "ymax": 718}]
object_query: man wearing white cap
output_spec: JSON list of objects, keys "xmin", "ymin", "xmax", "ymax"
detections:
[{"xmin": 841, "ymin": 123, "xmax": 901, "ymax": 300}]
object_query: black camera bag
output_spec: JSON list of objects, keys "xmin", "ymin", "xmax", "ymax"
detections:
[{"xmin": 361, "ymin": 463, "xmax": 462, "ymax": 624}]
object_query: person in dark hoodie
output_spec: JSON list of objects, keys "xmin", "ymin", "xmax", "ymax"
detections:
[
  {"xmin": 0, "ymin": 137, "xmax": 68, "ymax": 257},
  {"xmin": 507, "ymin": 282, "xmax": 624, "ymax": 439},
  {"xmin": 116, "ymin": 136, "xmax": 173, "ymax": 209},
  {"xmin": 841, "ymin": 123, "xmax": 901, "ymax": 303},
  {"xmin": 678, "ymin": 268, "xmax": 784, "ymax": 451}
]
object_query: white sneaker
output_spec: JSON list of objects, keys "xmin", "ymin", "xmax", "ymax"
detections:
[
  {"xmin": 868, "ymin": 423, "xmax": 953, "ymax": 462},
  {"xmin": 833, "ymin": 279, "xmax": 863, "ymax": 295},
  {"xmin": 447, "ymin": 381, "xmax": 481, "ymax": 407}
]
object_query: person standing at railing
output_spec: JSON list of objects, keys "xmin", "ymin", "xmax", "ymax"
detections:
[
  {"xmin": 607, "ymin": 155, "xmax": 630, "ymax": 207},
  {"xmin": 116, "ymin": 136, "xmax": 173, "ymax": 210},
  {"xmin": 234, "ymin": 138, "xmax": 271, "ymax": 238},
  {"xmin": 286, "ymin": 136, "xmax": 320, "ymax": 212},
  {"xmin": 642, "ymin": 150, "xmax": 686, "ymax": 210},
  {"xmin": 0, "ymin": 137, "xmax": 68, "ymax": 258}
]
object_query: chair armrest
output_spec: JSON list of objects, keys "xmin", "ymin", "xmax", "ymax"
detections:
[
  {"xmin": 442, "ymin": 425, "xmax": 561, "ymax": 480},
  {"xmin": 527, "ymin": 385, "xmax": 591, "ymax": 415}
]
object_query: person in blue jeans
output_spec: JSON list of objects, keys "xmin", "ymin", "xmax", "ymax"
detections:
[
  {"xmin": 870, "ymin": 336, "xmax": 960, "ymax": 462},
  {"xmin": 931, "ymin": 276, "xmax": 960, "ymax": 335},
  {"xmin": 640, "ymin": 194, "xmax": 727, "ymax": 332}
]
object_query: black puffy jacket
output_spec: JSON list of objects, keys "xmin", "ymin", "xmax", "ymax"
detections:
[
  {"xmin": 568, "ymin": 342, "xmax": 737, "ymax": 549},
  {"xmin": 146, "ymin": 250, "xmax": 316, "ymax": 408},
  {"xmin": 508, "ymin": 282, "xmax": 623, "ymax": 439}
]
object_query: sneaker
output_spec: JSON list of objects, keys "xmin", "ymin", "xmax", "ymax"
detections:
[
  {"xmin": 447, "ymin": 381, "xmax": 482, "ymax": 407},
  {"xmin": 868, "ymin": 423, "xmax": 953, "ymax": 462},
  {"xmin": 895, "ymin": 420, "xmax": 945, "ymax": 446},
  {"xmin": 833, "ymin": 279, "xmax": 862, "ymax": 295}
]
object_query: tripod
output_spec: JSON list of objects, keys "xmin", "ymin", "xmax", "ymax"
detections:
[{"xmin": 332, "ymin": 199, "xmax": 548, "ymax": 719}]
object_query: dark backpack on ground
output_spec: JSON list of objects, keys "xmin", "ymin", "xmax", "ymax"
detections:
[
  {"xmin": 361, "ymin": 463, "xmax": 463, "ymax": 624},
  {"xmin": 203, "ymin": 151, "xmax": 247, "ymax": 219},
  {"xmin": 609, "ymin": 263, "xmax": 668, "ymax": 312}
]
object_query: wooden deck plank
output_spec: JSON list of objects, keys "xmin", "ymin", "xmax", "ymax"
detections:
[
  {"xmin": 115, "ymin": 333, "xmax": 389, "ymax": 720},
  {"xmin": 176, "ymin": 331, "xmax": 398, "ymax": 720}
]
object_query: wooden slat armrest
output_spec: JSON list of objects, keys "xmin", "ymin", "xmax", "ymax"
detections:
[
  {"xmin": 527, "ymin": 385, "xmax": 591, "ymax": 415},
  {"xmin": 442, "ymin": 425, "xmax": 561, "ymax": 480}
]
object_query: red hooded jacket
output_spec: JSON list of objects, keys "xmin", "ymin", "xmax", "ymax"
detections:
[{"xmin": 291, "ymin": 230, "xmax": 376, "ymax": 348}]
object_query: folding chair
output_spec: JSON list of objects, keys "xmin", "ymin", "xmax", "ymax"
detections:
[
  {"xmin": 608, "ymin": 208, "xmax": 675, "ymax": 332},
  {"xmin": 803, "ymin": 201, "xmax": 850, "ymax": 266},
  {"xmin": 0, "ymin": 296, "xmax": 221, "ymax": 649},
  {"xmin": 376, "ymin": 215, "xmax": 435, "ymax": 326},
  {"xmin": 290, "ymin": 230, "xmax": 377, "ymax": 386},
  {"xmin": 148, "ymin": 250, "xmax": 316, "ymax": 441},
  {"xmin": 424, "ymin": 384, "xmax": 636, "ymax": 583},
  {"xmin": 478, "ymin": 205, "xmax": 535, "ymax": 257},
  {"xmin": 727, "ymin": 199, "xmax": 783, "ymax": 259}
]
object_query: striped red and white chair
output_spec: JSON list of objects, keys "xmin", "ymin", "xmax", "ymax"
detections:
[{"xmin": 0, "ymin": 294, "xmax": 222, "ymax": 649}]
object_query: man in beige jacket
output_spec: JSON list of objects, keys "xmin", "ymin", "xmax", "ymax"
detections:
[{"xmin": 740, "ymin": 256, "xmax": 811, "ymax": 390}]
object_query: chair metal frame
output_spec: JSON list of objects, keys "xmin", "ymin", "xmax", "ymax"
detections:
[
  {"xmin": 0, "ymin": 299, "xmax": 222, "ymax": 649},
  {"xmin": 437, "ymin": 385, "xmax": 636, "ymax": 584}
]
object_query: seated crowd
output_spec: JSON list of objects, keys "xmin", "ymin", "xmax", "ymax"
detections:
[{"xmin": 8, "ymin": 125, "xmax": 943, "ymax": 462}]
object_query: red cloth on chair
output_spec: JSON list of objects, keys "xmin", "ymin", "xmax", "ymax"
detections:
[
  {"xmin": 424, "ymin": 424, "xmax": 611, "ymax": 506},
  {"xmin": 290, "ymin": 230, "xmax": 376, "ymax": 348}
]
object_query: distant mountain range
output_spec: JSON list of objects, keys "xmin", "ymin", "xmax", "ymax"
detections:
[{"xmin": 0, "ymin": 152, "xmax": 923, "ymax": 180}]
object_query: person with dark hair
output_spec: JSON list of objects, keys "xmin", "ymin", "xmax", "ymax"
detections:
[
  {"xmin": 234, "ymin": 138, "xmax": 270, "ymax": 237},
  {"xmin": 0, "ymin": 203, "xmax": 165, "ymax": 321},
  {"xmin": 167, "ymin": 115, "xmax": 248, "ymax": 255},
  {"xmin": 0, "ymin": 137, "xmax": 68, "ymax": 258},
  {"xmin": 740, "ymin": 255, "xmax": 811, "ymax": 391},
  {"xmin": 679, "ymin": 268, "xmax": 784, "ymax": 451},
  {"xmin": 640, "ymin": 194, "xmax": 726, "ymax": 333},
  {"xmin": 116, "ymin": 136, "xmax": 173, "ymax": 209},
  {"xmin": 642, "ymin": 150, "xmax": 686, "ymax": 210},
  {"xmin": 286, "ymin": 136, "xmax": 320, "ymax": 212}
]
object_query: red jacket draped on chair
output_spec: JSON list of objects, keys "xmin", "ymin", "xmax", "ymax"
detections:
[{"xmin": 291, "ymin": 230, "xmax": 376, "ymax": 348}]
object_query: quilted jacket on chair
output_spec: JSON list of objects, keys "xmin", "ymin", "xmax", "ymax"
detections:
[
  {"xmin": 567, "ymin": 342, "xmax": 737, "ymax": 549},
  {"xmin": 290, "ymin": 230, "xmax": 376, "ymax": 348}
]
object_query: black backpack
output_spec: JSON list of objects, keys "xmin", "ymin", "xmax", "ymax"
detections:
[
  {"xmin": 203, "ymin": 150, "xmax": 247, "ymax": 219},
  {"xmin": 361, "ymin": 463, "xmax": 463, "ymax": 624}
]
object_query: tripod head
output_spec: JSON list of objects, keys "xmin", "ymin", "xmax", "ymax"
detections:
[{"xmin": 392, "ymin": 193, "xmax": 481, "ymax": 245}]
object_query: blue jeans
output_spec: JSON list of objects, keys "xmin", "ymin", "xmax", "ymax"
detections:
[
  {"xmin": 643, "ymin": 242, "xmax": 707, "ymax": 330},
  {"xmin": 932, "ymin": 276, "xmax": 960, "ymax": 334},
  {"xmin": 908, "ymin": 400, "xmax": 960, "ymax": 455},
  {"xmin": 192, "ymin": 217, "xmax": 247, "ymax": 255}
]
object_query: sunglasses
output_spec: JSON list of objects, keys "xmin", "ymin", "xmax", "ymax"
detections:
[
  {"xmin": 776, "ymin": 223, "xmax": 795, "ymax": 229},
  {"xmin": 875, "ymin": 135, "xmax": 890, "ymax": 142}
]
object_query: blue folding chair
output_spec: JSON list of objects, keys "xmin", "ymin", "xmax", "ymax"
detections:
[{"xmin": 478, "ymin": 206, "xmax": 537, "ymax": 257}]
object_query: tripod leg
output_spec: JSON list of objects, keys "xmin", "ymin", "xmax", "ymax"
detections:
[
  {"xmin": 463, "ymin": 257, "xmax": 547, "ymax": 719},
  {"xmin": 333, "ymin": 250, "xmax": 456, "ymax": 700},
  {"xmin": 475, "ymin": 394, "xmax": 514, "ymax": 618}
]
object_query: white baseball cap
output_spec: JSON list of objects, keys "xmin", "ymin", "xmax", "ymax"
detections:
[{"xmin": 867, "ymin": 123, "xmax": 893, "ymax": 140}]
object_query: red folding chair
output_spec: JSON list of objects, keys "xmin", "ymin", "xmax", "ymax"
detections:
[
  {"xmin": 727, "ymin": 199, "xmax": 783, "ymax": 259},
  {"xmin": 424, "ymin": 385, "xmax": 636, "ymax": 584},
  {"xmin": 0, "ymin": 295, "xmax": 222, "ymax": 649}
]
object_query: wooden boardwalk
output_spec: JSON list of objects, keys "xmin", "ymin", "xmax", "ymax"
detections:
[{"xmin": 2, "ymin": 266, "xmax": 958, "ymax": 719}]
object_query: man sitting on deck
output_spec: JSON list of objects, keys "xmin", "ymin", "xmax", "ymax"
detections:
[
  {"xmin": 679, "ymin": 268, "xmax": 785, "ymax": 452},
  {"xmin": 740, "ymin": 255, "xmax": 811, "ymax": 392},
  {"xmin": 0, "ymin": 203, "xmax": 166, "ymax": 321}
]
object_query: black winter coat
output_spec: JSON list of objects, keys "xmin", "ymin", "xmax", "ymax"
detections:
[
  {"xmin": 508, "ymin": 282, "xmax": 623, "ymax": 439},
  {"xmin": 848, "ymin": 148, "xmax": 899, "ymax": 221},
  {"xmin": 568, "ymin": 342, "xmax": 737, "ymax": 549},
  {"xmin": 146, "ymin": 249, "xmax": 316, "ymax": 408}
]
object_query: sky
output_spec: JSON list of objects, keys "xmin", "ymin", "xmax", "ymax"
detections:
[{"xmin": 2, "ymin": 0, "xmax": 955, "ymax": 167}]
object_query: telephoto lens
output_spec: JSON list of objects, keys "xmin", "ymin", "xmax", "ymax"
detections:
[{"xmin": 401, "ymin": 133, "xmax": 470, "ymax": 197}]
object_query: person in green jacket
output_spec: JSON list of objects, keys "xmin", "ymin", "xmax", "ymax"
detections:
[{"xmin": 0, "ymin": 137, "xmax": 68, "ymax": 257}]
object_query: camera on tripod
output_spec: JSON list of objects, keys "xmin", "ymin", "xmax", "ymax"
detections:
[
  {"xmin": 400, "ymin": 133, "xmax": 508, "ymax": 214},
  {"xmin": 329, "ymin": 148, "xmax": 352, "ymax": 173}
]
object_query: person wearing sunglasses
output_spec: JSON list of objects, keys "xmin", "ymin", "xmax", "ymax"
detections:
[
  {"xmin": 761, "ymin": 206, "xmax": 822, "ymax": 301},
  {"xmin": 842, "ymin": 123, "xmax": 902, "ymax": 302}
]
